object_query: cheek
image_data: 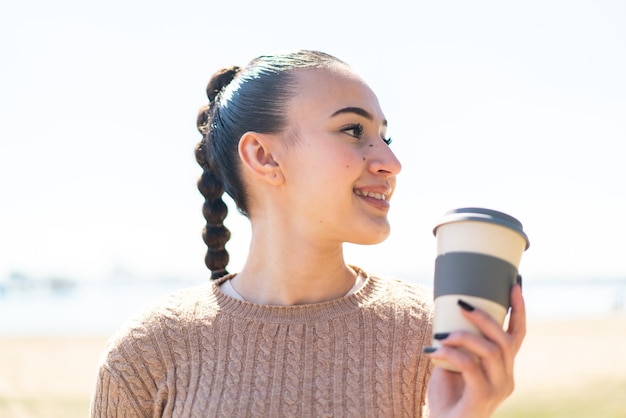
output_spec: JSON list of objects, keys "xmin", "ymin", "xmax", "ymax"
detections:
[{"xmin": 344, "ymin": 155, "xmax": 366, "ymax": 169}]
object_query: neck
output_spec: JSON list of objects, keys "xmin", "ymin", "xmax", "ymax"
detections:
[{"xmin": 232, "ymin": 225, "xmax": 357, "ymax": 305}]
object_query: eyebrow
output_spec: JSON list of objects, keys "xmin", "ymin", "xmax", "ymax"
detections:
[{"xmin": 330, "ymin": 107, "xmax": 388, "ymax": 127}]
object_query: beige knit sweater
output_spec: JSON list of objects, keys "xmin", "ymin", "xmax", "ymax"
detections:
[{"xmin": 90, "ymin": 267, "xmax": 433, "ymax": 417}]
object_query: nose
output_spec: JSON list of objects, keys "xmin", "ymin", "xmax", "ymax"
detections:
[{"xmin": 369, "ymin": 142, "xmax": 402, "ymax": 177}]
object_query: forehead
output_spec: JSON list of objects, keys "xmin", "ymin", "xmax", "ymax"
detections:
[{"xmin": 288, "ymin": 67, "xmax": 384, "ymax": 121}]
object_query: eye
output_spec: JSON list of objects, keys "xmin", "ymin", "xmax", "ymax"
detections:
[{"xmin": 342, "ymin": 123, "xmax": 364, "ymax": 138}]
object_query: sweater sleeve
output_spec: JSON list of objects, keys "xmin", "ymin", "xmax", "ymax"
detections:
[
  {"xmin": 90, "ymin": 362, "xmax": 150, "ymax": 418},
  {"xmin": 90, "ymin": 320, "xmax": 170, "ymax": 418}
]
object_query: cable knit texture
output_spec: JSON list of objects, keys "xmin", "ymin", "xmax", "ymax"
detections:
[{"xmin": 90, "ymin": 267, "xmax": 433, "ymax": 417}]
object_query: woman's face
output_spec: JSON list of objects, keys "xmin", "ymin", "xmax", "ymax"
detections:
[{"xmin": 277, "ymin": 67, "xmax": 402, "ymax": 246}]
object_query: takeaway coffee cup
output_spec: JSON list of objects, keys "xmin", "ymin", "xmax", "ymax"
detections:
[{"xmin": 431, "ymin": 207, "xmax": 530, "ymax": 371}]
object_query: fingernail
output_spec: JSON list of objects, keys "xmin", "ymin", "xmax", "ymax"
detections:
[
  {"xmin": 423, "ymin": 346, "xmax": 437, "ymax": 354},
  {"xmin": 433, "ymin": 332, "xmax": 450, "ymax": 340},
  {"xmin": 517, "ymin": 274, "xmax": 523, "ymax": 291},
  {"xmin": 458, "ymin": 299, "xmax": 475, "ymax": 312}
]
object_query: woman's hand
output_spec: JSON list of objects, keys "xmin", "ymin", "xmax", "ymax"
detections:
[{"xmin": 424, "ymin": 284, "xmax": 526, "ymax": 418}]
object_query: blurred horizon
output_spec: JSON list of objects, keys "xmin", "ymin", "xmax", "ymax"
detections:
[
  {"xmin": 2, "ymin": 263, "xmax": 626, "ymax": 286},
  {"xmin": 2, "ymin": 268, "xmax": 625, "ymax": 337}
]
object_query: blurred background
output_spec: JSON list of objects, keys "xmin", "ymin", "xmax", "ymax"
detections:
[{"xmin": 1, "ymin": 0, "xmax": 625, "ymax": 416}]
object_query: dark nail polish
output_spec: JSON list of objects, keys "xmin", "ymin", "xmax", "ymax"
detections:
[
  {"xmin": 458, "ymin": 299, "xmax": 475, "ymax": 312},
  {"xmin": 423, "ymin": 346, "xmax": 437, "ymax": 354},
  {"xmin": 517, "ymin": 274, "xmax": 523, "ymax": 291},
  {"xmin": 433, "ymin": 332, "xmax": 450, "ymax": 340}
]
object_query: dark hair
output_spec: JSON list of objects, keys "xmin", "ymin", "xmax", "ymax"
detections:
[{"xmin": 195, "ymin": 50, "xmax": 346, "ymax": 279}]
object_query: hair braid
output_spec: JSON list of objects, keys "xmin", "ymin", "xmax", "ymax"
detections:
[{"xmin": 195, "ymin": 66, "xmax": 241, "ymax": 280}]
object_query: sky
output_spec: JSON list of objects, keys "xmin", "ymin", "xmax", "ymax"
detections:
[{"xmin": 1, "ymin": 0, "xmax": 625, "ymax": 285}]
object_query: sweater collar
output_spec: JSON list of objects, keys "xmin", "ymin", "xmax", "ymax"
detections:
[{"xmin": 208, "ymin": 266, "xmax": 385, "ymax": 322}]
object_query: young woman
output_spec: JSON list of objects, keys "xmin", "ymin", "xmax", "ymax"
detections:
[{"xmin": 90, "ymin": 50, "xmax": 525, "ymax": 417}]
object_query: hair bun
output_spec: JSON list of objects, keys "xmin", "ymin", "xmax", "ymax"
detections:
[{"xmin": 206, "ymin": 66, "xmax": 241, "ymax": 102}]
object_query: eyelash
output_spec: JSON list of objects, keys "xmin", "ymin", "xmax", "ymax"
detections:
[{"xmin": 343, "ymin": 123, "xmax": 393, "ymax": 146}]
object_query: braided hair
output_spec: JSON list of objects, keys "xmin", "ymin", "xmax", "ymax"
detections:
[{"xmin": 195, "ymin": 50, "xmax": 346, "ymax": 279}]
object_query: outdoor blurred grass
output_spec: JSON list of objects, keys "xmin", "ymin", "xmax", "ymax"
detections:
[
  {"xmin": 0, "ymin": 396, "xmax": 89, "ymax": 418},
  {"xmin": 495, "ymin": 378, "xmax": 626, "ymax": 418}
]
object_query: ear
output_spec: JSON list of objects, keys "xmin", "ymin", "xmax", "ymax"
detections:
[{"xmin": 238, "ymin": 131, "xmax": 285, "ymax": 186}]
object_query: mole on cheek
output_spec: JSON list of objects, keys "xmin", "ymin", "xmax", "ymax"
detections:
[
  {"xmin": 362, "ymin": 157, "xmax": 366, "ymax": 161},
  {"xmin": 369, "ymin": 144, "xmax": 373, "ymax": 147}
]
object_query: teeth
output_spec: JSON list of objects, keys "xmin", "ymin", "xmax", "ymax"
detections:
[{"xmin": 354, "ymin": 189, "xmax": 387, "ymax": 200}]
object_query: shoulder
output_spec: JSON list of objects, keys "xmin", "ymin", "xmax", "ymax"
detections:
[
  {"xmin": 358, "ymin": 269, "xmax": 434, "ymax": 320},
  {"xmin": 371, "ymin": 272, "xmax": 432, "ymax": 302},
  {"xmin": 98, "ymin": 282, "xmax": 219, "ymax": 373},
  {"xmin": 356, "ymin": 271, "xmax": 434, "ymax": 354},
  {"xmin": 116, "ymin": 281, "xmax": 217, "ymax": 335}
]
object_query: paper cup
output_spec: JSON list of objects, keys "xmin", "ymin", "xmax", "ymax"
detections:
[{"xmin": 431, "ymin": 207, "xmax": 529, "ymax": 371}]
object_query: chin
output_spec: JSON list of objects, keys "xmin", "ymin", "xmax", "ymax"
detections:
[{"xmin": 353, "ymin": 227, "xmax": 391, "ymax": 245}]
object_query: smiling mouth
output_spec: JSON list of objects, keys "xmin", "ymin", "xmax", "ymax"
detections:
[{"xmin": 354, "ymin": 189, "xmax": 388, "ymax": 201}]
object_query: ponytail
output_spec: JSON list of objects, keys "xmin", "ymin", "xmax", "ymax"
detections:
[{"xmin": 195, "ymin": 66, "xmax": 241, "ymax": 279}]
